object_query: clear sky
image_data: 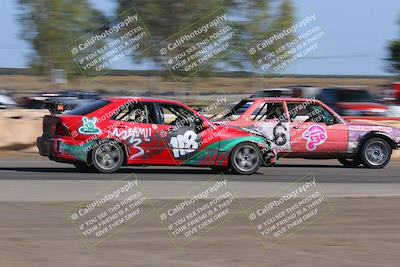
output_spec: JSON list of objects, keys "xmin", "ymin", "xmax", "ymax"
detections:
[{"xmin": 1, "ymin": 0, "xmax": 399, "ymax": 75}]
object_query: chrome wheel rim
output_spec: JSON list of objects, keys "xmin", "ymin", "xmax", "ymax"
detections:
[
  {"xmin": 365, "ymin": 141, "xmax": 388, "ymax": 166},
  {"xmin": 233, "ymin": 145, "xmax": 260, "ymax": 172},
  {"xmin": 94, "ymin": 142, "xmax": 120, "ymax": 170}
]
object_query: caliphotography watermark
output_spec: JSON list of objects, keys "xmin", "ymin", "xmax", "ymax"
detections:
[
  {"xmin": 67, "ymin": 7, "xmax": 152, "ymax": 79},
  {"xmin": 158, "ymin": 7, "xmax": 240, "ymax": 81},
  {"xmin": 244, "ymin": 173, "xmax": 333, "ymax": 250},
  {"xmin": 247, "ymin": 14, "xmax": 325, "ymax": 74},
  {"xmin": 67, "ymin": 175, "xmax": 153, "ymax": 248},
  {"xmin": 156, "ymin": 174, "xmax": 241, "ymax": 247}
]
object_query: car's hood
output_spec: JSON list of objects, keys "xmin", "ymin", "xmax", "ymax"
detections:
[
  {"xmin": 215, "ymin": 122, "xmax": 266, "ymax": 139},
  {"xmin": 236, "ymin": 126, "xmax": 265, "ymax": 137},
  {"xmin": 337, "ymin": 102, "xmax": 388, "ymax": 111}
]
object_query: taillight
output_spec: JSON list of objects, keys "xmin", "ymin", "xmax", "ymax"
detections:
[{"xmin": 56, "ymin": 123, "xmax": 70, "ymax": 136}]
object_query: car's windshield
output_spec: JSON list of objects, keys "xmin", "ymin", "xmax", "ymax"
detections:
[{"xmin": 213, "ymin": 100, "xmax": 253, "ymax": 121}]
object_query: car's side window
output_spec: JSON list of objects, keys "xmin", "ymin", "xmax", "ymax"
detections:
[
  {"xmin": 250, "ymin": 102, "xmax": 286, "ymax": 121},
  {"xmin": 287, "ymin": 102, "xmax": 311, "ymax": 122},
  {"xmin": 287, "ymin": 102, "xmax": 338, "ymax": 125},
  {"xmin": 158, "ymin": 104, "xmax": 199, "ymax": 126},
  {"xmin": 113, "ymin": 103, "xmax": 156, "ymax": 123}
]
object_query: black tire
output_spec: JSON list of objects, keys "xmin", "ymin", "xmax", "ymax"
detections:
[
  {"xmin": 230, "ymin": 142, "xmax": 262, "ymax": 175},
  {"xmin": 73, "ymin": 162, "xmax": 94, "ymax": 172},
  {"xmin": 210, "ymin": 166, "xmax": 228, "ymax": 173},
  {"xmin": 90, "ymin": 140, "xmax": 124, "ymax": 173},
  {"xmin": 337, "ymin": 158, "xmax": 361, "ymax": 167},
  {"xmin": 360, "ymin": 138, "xmax": 392, "ymax": 169}
]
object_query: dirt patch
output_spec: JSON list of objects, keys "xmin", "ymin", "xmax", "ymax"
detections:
[
  {"xmin": 0, "ymin": 74, "xmax": 390, "ymax": 94},
  {"xmin": 0, "ymin": 197, "xmax": 399, "ymax": 267}
]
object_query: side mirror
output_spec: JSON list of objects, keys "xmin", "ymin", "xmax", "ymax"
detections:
[
  {"xmin": 194, "ymin": 117, "xmax": 203, "ymax": 126},
  {"xmin": 325, "ymin": 117, "xmax": 335, "ymax": 126},
  {"xmin": 195, "ymin": 117, "xmax": 212, "ymax": 133}
]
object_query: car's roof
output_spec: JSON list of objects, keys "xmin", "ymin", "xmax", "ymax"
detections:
[
  {"xmin": 322, "ymin": 87, "xmax": 368, "ymax": 91},
  {"xmin": 106, "ymin": 97, "xmax": 184, "ymax": 105},
  {"xmin": 245, "ymin": 97, "xmax": 317, "ymax": 102},
  {"xmin": 257, "ymin": 88, "xmax": 292, "ymax": 91}
]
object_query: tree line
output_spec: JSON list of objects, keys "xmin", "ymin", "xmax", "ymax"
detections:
[{"xmin": 18, "ymin": 0, "xmax": 295, "ymax": 78}]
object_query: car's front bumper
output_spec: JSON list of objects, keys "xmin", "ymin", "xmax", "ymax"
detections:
[{"xmin": 395, "ymin": 142, "xmax": 400, "ymax": 149}]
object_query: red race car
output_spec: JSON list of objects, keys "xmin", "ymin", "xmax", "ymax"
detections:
[
  {"xmin": 36, "ymin": 97, "xmax": 272, "ymax": 174},
  {"xmin": 214, "ymin": 97, "xmax": 400, "ymax": 168}
]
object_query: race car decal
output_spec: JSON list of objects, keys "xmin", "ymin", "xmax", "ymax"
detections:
[
  {"xmin": 349, "ymin": 125, "xmax": 392, "ymax": 133},
  {"xmin": 184, "ymin": 136, "xmax": 266, "ymax": 166},
  {"xmin": 59, "ymin": 141, "xmax": 96, "ymax": 161},
  {"xmin": 252, "ymin": 121, "xmax": 291, "ymax": 151},
  {"xmin": 169, "ymin": 130, "xmax": 199, "ymax": 158},
  {"xmin": 272, "ymin": 123, "xmax": 288, "ymax": 146},
  {"xmin": 78, "ymin": 117, "xmax": 101, "ymax": 135},
  {"xmin": 302, "ymin": 125, "xmax": 327, "ymax": 151},
  {"xmin": 109, "ymin": 127, "xmax": 152, "ymax": 160},
  {"xmin": 110, "ymin": 127, "xmax": 152, "ymax": 142},
  {"xmin": 347, "ymin": 125, "xmax": 400, "ymax": 153}
]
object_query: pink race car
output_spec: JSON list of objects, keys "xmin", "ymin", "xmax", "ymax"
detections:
[{"xmin": 215, "ymin": 97, "xmax": 400, "ymax": 168}]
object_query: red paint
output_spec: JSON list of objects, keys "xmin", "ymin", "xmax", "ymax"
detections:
[{"xmin": 37, "ymin": 98, "xmax": 270, "ymax": 170}]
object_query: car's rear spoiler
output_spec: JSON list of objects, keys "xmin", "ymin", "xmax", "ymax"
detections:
[{"xmin": 43, "ymin": 101, "xmax": 66, "ymax": 115}]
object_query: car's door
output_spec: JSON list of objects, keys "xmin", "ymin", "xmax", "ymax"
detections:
[
  {"xmin": 244, "ymin": 100, "xmax": 291, "ymax": 153},
  {"xmin": 108, "ymin": 101, "xmax": 161, "ymax": 165},
  {"xmin": 287, "ymin": 101, "xmax": 348, "ymax": 153},
  {"xmin": 154, "ymin": 102, "xmax": 219, "ymax": 166}
]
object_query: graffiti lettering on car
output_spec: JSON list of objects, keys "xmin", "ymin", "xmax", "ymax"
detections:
[
  {"xmin": 109, "ymin": 127, "xmax": 152, "ymax": 160},
  {"xmin": 302, "ymin": 125, "xmax": 328, "ymax": 151}
]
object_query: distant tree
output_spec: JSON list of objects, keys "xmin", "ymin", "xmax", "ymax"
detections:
[
  {"xmin": 115, "ymin": 0, "xmax": 296, "ymax": 76},
  {"xmin": 387, "ymin": 40, "xmax": 400, "ymax": 76},
  {"xmin": 271, "ymin": 0, "xmax": 295, "ymax": 45},
  {"xmin": 17, "ymin": 0, "xmax": 106, "ymax": 77}
]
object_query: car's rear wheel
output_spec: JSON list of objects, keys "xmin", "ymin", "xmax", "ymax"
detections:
[
  {"xmin": 91, "ymin": 140, "xmax": 124, "ymax": 173},
  {"xmin": 338, "ymin": 158, "xmax": 361, "ymax": 167},
  {"xmin": 230, "ymin": 142, "xmax": 262, "ymax": 175},
  {"xmin": 361, "ymin": 138, "xmax": 392, "ymax": 169}
]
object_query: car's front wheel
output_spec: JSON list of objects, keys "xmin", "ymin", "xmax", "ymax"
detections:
[
  {"xmin": 90, "ymin": 140, "xmax": 124, "ymax": 173},
  {"xmin": 230, "ymin": 142, "xmax": 262, "ymax": 175},
  {"xmin": 361, "ymin": 138, "xmax": 392, "ymax": 169}
]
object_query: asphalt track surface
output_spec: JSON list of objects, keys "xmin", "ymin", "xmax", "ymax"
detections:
[
  {"xmin": 1, "ymin": 155, "xmax": 400, "ymax": 266},
  {"xmin": 0, "ymin": 156, "xmax": 399, "ymax": 183}
]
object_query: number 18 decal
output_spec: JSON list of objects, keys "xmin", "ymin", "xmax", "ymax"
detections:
[{"xmin": 169, "ymin": 130, "xmax": 199, "ymax": 158}]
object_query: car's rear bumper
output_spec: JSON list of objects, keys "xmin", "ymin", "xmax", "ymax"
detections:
[
  {"xmin": 36, "ymin": 136, "xmax": 84, "ymax": 163},
  {"xmin": 36, "ymin": 136, "xmax": 57, "ymax": 157}
]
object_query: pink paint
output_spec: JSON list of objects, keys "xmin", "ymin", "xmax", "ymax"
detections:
[{"xmin": 302, "ymin": 125, "xmax": 328, "ymax": 151}]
